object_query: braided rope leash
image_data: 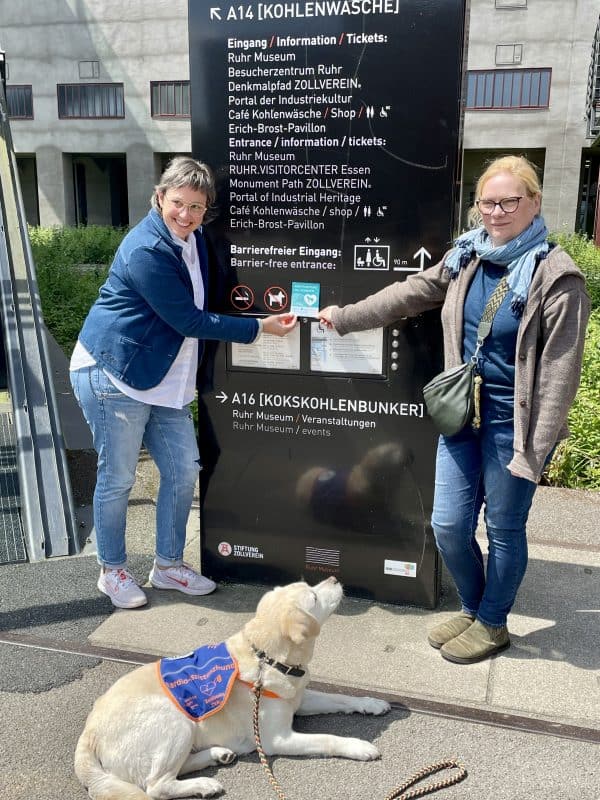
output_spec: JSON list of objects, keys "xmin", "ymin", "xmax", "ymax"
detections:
[
  {"xmin": 383, "ymin": 759, "xmax": 467, "ymax": 800},
  {"xmin": 252, "ymin": 662, "xmax": 467, "ymax": 800},
  {"xmin": 253, "ymin": 680, "xmax": 288, "ymax": 800}
]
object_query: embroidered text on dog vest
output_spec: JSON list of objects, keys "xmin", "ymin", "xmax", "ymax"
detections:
[{"xmin": 158, "ymin": 642, "xmax": 239, "ymax": 721}]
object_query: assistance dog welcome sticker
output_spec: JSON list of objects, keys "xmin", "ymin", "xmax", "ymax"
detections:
[{"xmin": 290, "ymin": 281, "xmax": 320, "ymax": 317}]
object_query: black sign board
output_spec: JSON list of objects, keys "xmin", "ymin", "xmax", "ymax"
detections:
[{"xmin": 190, "ymin": 1, "xmax": 466, "ymax": 606}]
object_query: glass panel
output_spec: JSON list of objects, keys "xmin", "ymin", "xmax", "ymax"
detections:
[
  {"xmin": 466, "ymin": 73, "xmax": 476, "ymax": 107},
  {"xmin": 539, "ymin": 70, "xmax": 551, "ymax": 106},
  {"xmin": 182, "ymin": 84, "xmax": 190, "ymax": 115},
  {"xmin": 493, "ymin": 73, "xmax": 504, "ymax": 107},
  {"xmin": 151, "ymin": 81, "xmax": 190, "ymax": 116},
  {"xmin": 69, "ymin": 85, "xmax": 79, "ymax": 116},
  {"xmin": 56, "ymin": 83, "xmax": 123, "ymax": 117},
  {"xmin": 7, "ymin": 86, "xmax": 33, "ymax": 118},
  {"xmin": 159, "ymin": 84, "xmax": 168, "ymax": 114},
  {"xmin": 521, "ymin": 72, "xmax": 531, "ymax": 106},
  {"xmin": 57, "ymin": 85, "xmax": 65, "ymax": 116},
  {"xmin": 511, "ymin": 72, "xmax": 523, "ymax": 106},
  {"xmin": 166, "ymin": 84, "xmax": 175, "ymax": 115},
  {"xmin": 466, "ymin": 68, "xmax": 550, "ymax": 111},
  {"xmin": 483, "ymin": 73, "xmax": 494, "ymax": 107},
  {"xmin": 502, "ymin": 72, "xmax": 513, "ymax": 106},
  {"xmin": 530, "ymin": 71, "xmax": 541, "ymax": 106}
]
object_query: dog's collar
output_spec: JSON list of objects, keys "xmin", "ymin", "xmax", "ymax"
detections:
[{"xmin": 251, "ymin": 644, "xmax": 306, "ymax": 677}]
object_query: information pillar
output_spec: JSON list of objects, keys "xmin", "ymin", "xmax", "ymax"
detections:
[{"xmin": 189, "ymin": 1, "xmax": 466, "ymax": 606}]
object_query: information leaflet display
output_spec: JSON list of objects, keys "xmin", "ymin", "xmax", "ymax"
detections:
[{"xmin": 190, "ymin": 1, "xmax": 466, "ymax": 606}]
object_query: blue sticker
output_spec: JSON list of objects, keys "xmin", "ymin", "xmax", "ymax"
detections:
[{"xmin": 290, "ymin": 282, "xmax": 320, "ymax": 317}]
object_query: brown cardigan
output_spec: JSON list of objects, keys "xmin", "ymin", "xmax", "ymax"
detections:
[{"xmin": 331, "ymin": 246, "xmax": 591, "ymax": 483}]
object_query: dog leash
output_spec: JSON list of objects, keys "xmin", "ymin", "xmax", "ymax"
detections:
[
  {"xmin": 381, "ymin": 760, "xmax": 468, "ymax": 800},
  {"xmin": 252, "ymin": 661, "xmax": 468, "ymax": 800},
  {"xmin": 253, "ymin": 677, "xmax": 288, "ymax": 800}
]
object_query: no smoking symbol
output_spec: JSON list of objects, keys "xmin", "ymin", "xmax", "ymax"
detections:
[{"xmin": 231, "ymin": 284, "xmax": 254, "ymax": 311}]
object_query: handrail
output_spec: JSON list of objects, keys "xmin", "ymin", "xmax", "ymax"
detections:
[{"xmin": 0, "ymin": 74, "xmax": 79, "ymax": 559}]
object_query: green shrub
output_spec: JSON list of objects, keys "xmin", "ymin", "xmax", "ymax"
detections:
[
  {"xmin": 552, "ymin": 231, "xmax": 600, "ymax": 310},
  {"xmin": 29, "ymin": 225, "xmax": 126, "ymax": 353},
  {"xmin": 543, "ymin": 231, "xmax": 600, "ymax": 489},
  {"xmin": 545, "ymin": 309, "xmax": 600, "ymax": 489}
]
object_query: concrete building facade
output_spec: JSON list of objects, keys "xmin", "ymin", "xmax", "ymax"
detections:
[
  {"xmin": 462, "ymin": 0, "xmax": 600, "ymax": 238},
  {"xmin": 1, "ymin": 0, "xmax": 600, "ymax": 237}
]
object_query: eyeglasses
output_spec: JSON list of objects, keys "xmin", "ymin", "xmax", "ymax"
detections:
[
  {"xmin": 476, "ymin": 196, "xmax": 523, "ymax": 215},
  {"xmin": 164, "ymin": 195, "xmax": 208, "ymax": 216}
]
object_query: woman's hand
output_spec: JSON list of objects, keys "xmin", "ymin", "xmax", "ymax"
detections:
[
  {"xmin": 262, "ymin": 313, "xmax": 298, "ymax": 337},
  {"xmin": 317, "ymin": 305, "xmax": 339, "ymax": 330}
]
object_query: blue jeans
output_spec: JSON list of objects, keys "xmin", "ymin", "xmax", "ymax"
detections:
[
  {"xmin": 70, "ymin": 366, "xmax": 200, "ymax": 569},
  {"xmin": 431, "ymin": 409, "xmax": 540, "ymax": 627}
]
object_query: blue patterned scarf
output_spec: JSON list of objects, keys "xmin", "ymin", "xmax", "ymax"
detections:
[{"xmin": 444, "ymin": 216, "xmax": 549, "ymax": 313}]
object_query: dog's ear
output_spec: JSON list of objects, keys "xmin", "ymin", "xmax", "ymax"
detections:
[{"xmin": 282, "ymin": 606, "xmax": 321, "ymax": 644}]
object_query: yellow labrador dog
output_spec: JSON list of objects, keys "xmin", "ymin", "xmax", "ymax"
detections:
[{"xmin": 75, "ymin": 576, "xmax": 390, "ymax": 799}]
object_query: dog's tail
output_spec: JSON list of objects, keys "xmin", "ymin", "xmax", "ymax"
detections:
[{"xmin": 74, "ymin": 728, "xmax": 150, "ymax": 800}]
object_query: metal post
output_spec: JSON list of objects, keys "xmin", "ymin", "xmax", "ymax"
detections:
[{"xmin": 0, "ymin": 50, "xmax": 6, "ymax": 95}]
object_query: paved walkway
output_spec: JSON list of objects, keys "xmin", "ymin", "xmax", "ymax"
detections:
[
  {"xmin": 0, "ymin": 333, "xmax": 596, "ymax": 799},
  {"xmin": 0, "ymin": 454, "xmax": 598, "ymax": 800}
]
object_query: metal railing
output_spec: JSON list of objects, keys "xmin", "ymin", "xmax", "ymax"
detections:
[
  {"xmin": 0, "ymin": 69, "xmax": 79, "ymax": 560},
  {"xmin": 586, "ymin": 15, "xmax": 600, "ymax": 139}
]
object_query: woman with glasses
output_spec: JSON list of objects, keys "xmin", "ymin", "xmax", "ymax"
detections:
[
  {"xmin": 319, "ymin": 155, "xmax": 590, "ymax": 664},
  {"xmin": 70, "ymin": 156, "xmax": 297, "ymax": 608}
]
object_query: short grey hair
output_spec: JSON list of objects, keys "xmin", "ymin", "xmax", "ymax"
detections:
[{"xmin": 151, "ymin": 156, "xmax": 216, "ymax": 213}]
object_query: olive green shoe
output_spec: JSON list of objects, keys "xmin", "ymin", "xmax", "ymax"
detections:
[
  {"xmin": 427, "ymin": 612, "xmax": 475, "ymax": 650},
  {"xmin": 440, "ymin": 619, "xmax": 510, "ymax": 664}
]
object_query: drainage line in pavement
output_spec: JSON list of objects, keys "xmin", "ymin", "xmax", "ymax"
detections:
[{"xmin": 1, "ymin": 631, "xmax": 598, "ymax": 745}]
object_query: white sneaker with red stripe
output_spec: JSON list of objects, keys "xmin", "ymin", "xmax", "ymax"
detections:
[
  {"xmin": 97, "ymin": 568, "xmax": 148, "ymax": 609},
  {"xmin": 149, "ymin": 562, "xmax": 217, "ymax": 596}
]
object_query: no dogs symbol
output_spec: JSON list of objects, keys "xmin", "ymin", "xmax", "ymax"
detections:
[{"xmin": 264, "ymin": 286, "xmax": 288, "ymax": 312}]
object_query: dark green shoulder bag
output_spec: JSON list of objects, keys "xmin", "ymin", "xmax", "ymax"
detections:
[{"xmin": 423, "ymin": 276, "xmax": 509, "ymax": 436}]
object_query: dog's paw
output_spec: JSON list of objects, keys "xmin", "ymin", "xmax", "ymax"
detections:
[
  {"xmin": 210, "ymin": 746, "xmax": 236, "ymax": 765},
  {"xmin": 356, "ymin": 697, "xmax": 391, "ymax": 716},
  {"xmin": 196, "ymin": 777, "xmax": 225, "ymax": 797},
  {"xmin": 344, "ymin": 738, "xmax": 381, "ymax": 761}
]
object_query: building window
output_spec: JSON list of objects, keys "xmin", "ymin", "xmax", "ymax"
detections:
[
  {"xmin": 495, "ymin": 44, "xmax": 523, "ymax": 66},
  {"xmin": 151, "ymin": 81, "xmax": 190, "ymax": 118},
  {"xmin": 57, "ymin": 83, "xmax": 124, "ymax": 119},
  {"xmin": 495, "ymin": 0, "xmax": 527, "ymax": 8},
  {"xmin": 466, "ymin": 69, "xmax": 551, "ymax": 110},
  {"xmin": 78, "ymin": 61, "xmax": 100, "ymax": 79},
  {"xmin": 6, "ymin": 85, "xmax": 33, "ymax": 119}
]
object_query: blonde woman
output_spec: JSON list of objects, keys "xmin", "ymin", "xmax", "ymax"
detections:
[{"xmin": 319, "ymin": 156, "xmax": 590, "ymax": 663}]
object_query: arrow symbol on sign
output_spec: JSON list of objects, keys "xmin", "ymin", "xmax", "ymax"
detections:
[
  {"xmin": 413, "ymin": 246, "xmax": 432, "ymax": 271},
  {"xmin": 216, "ymin": 391, "xmax": 228, "ymax": 403},
  {"xmin": 210, "ymin": 7, "xmax": 222, "ymax": 20}
]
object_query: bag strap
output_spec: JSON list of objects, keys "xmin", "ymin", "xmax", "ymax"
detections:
[{"xmin": 471, "ymin": 275, "xmax": 510, "ymax": 363}]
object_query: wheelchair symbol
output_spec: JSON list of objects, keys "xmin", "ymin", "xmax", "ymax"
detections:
[{"xmin": 354, "ymin": 245, "xmax": 390, "ymax": 271}]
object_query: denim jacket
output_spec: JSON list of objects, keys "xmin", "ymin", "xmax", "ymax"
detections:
[{"xmin": 79, "ymin": 209, "xmax": 258, "ymax": 390}]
